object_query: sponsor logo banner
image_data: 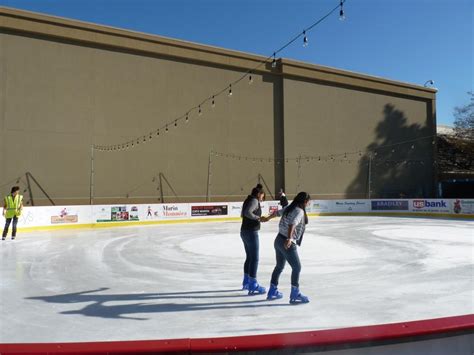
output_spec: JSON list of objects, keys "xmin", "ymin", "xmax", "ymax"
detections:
[
  {"xmin": 51, "ymin": 215, "xmax": 78, "ymax": 224},
  {"xmin": 111, "ymin": 206, "xmax": 130, "ymax": 221},
  {"xmin": 191, "ymin": 205, "xmax": 228, "ymax": 217},
  {"xmin": 265, "ymin": 201, "xmax": 280, "ymax": 215},
  {"xmin": 311, "ymin": 201, "xmax": 330, "ymax": 213},
  {"xmin": 371, "ymin": 200, "xmax": 409, "ymax": 211},
  {"xmin": 333, "ymin": 200, "xmax": 369, "ymax": 212},
  {"xmin": 51, "ymin": 208, "xmax": 79, "ymax": 224},
  {"xmin": 159, "ymin": 204, "xmax": 189, "ymax": 218},
  {"xmin": 453, "ymin": 199, "xmax": 474, "ymax": 214},
  {"xmin": 228, "ymin": 203, "xmax": 242, "ymax": 217},
  {"xmin": 412, "ymin": 199, "xmax": 450, "ymax": 213}
]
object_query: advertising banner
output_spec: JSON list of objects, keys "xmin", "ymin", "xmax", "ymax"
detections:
[
  {"xmin": 333, "ymin": 200, "xmax": 369, "ymax": 213},
  {"xmin": 191, "ymin": 205, "xmax": 228, "ymax": 217},
  {"xmin": 311, "ymin": 200, "xmax": 330, "ymax": 213},
  {"xmin": 143, "ymin": 205, "xmax": 161, "ymax": 220},
  {"xmin": 50, "ymin": 207, "xmax": 79, "ymax": 224},
  {"xmin": 228, "ymin": 202, "xmax": 242, "ymax": 217},
  {"xmin": 265, "ymin": 201, "xmax": 281, "ymax": 215},
  {"xmin": 2, "ymin": 199, "xmax": 471, "ymax": 231},
  {"xmin": 371, "ymin": 200, "xmax": 409, "ymax": 211},
  {"xmin": 453, "ymin": 199, "xmax": 474, "ymax": 215},
  {"xmin": 157, "ymin": 204, "xmax": 190, "ymax": 219},
  {"xmin": 411, "ymin": 199, "xmax": 450, "ymax": 213}
]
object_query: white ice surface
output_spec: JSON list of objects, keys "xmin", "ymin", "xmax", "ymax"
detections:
[{"xmin": 0, "ymin": 216, "xmax": 472, "ymax": 343}]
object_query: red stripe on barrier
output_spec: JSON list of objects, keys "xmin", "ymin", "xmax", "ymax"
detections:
[
  {"xmin": 0, "ymin": 314, "xmax": 473, "ymax": 354},
  {"xmin": 190, "ymin": 314, "xmax": 474, "ymax": 352}
]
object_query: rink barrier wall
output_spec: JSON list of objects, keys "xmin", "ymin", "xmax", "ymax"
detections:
[
  {"xmin": 0, "ymin": 314, "xmax": 472, "ymax": 354},
  {"xmin": 2, "ymin": 199, "xmax": 472, "ymax": 232}
]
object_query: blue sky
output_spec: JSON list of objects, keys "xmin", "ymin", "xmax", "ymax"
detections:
[{"xmin": 1, "ymin": 0, "xmax": 472, "ymax": 126}]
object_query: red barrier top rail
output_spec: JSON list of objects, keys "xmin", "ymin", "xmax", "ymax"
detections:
[{"xmin": 1, "ymin": 314, "xmax": 473, "ymax": 354}]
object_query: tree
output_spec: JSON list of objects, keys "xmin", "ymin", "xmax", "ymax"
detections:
[{"xmin": 453, "ymin": 91, "xmax": 474, "ymax": 139}]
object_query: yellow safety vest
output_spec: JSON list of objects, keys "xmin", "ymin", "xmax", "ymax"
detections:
[{"xmin": 4, "ymin": 194, "xmax": 23, "ymax": 219}]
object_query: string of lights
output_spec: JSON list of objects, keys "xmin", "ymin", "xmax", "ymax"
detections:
[
  {"xmin": 93, "ymin": 0, "xmax": 347, "ymax": 152},
  {"xmin": 210, "ymin": 134, "xmax": 437, "ymax": 164}
]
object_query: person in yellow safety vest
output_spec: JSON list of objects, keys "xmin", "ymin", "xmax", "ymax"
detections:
[{"xmin": 2, "ymin": 186, "xmax": 23, "ymax": 240}]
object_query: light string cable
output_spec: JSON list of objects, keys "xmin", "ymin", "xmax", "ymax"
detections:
[
  {"xmin": 94, "ymin": 0, "xmax": 347, "ymax": 152},
  {"xmin": 211, "ymin": 134, "xmax": 437, "ymax": 164}
]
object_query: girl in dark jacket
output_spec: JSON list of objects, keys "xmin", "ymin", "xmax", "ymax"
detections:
[{"xmin": 240, "ymin": 184, "xmax": 267, "ymax": 295}]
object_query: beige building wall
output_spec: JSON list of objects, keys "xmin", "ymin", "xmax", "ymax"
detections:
[
  {"xmin": 283, "ymin": 77, "xmax": 435, "ymax": 198},
  {"xmin": 0, "ymin": 7, "xmax": 437, "ymax": 205}
]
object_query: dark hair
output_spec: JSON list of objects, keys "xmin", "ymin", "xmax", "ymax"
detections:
[
  {"xmin": 11, "ymin": 186, "xmax": 20, "ymax": 194},
  {"xmin": 283, "ymin": 191, "xmax": 311, "ymax": 224},
  {"xmin": 250, "ymin": 184, "xmax": 264, "ymax": 198}
]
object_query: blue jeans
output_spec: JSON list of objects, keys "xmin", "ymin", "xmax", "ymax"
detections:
[
  {"xmin": 2, "ymin": 216, "xmax": 18, "ymax": 239},
  {"xmin": 240, "ymin": 230, "xmax": 260, "ymax": 279},
  {"xmin": 270, "ymin": 234, "xmax": 301, "ymax": 287}
]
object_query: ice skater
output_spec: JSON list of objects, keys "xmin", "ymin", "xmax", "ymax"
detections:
[
  {"xmin": 240, "ymin": 184, "xmax": 268, "ymax": 295},
  {"xmin": 2, "ymin": 186, "xmax": 23, "ymax": 241},
  {"xmin": 266, "ymin": 191, "xmax": 311, "ymax": 304}
]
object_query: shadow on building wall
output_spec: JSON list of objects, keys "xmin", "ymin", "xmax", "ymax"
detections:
[{"xmin": 346, "ymin": 104, "xmax": 434, "ymax": 198}]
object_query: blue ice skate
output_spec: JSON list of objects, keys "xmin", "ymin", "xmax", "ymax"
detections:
[
  {"xmin": 248, "ymin": 277, "xmax": 266, "ymax": 295},
  {"xmin": 289, "ymin": 286, "xmax": 309, "ymax": 304},
  {"xmin": 242, "ymin": 274, "xmax": 250, "ymax": 290},
  {"xmin": 266, "ymin": 284, "xmax": 283, "ymax": 300}
]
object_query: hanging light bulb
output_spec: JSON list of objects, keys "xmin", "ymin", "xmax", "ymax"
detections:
[
  {"xmin": 211, "ymin": 97, "xmax": 215, "ymax": 108},
  {"xmin": 228, "ymin": 84, "xmax": 233, "ymax": 97},
  {"xmin": 271, "ymin": 53, "xmax": 277, "ymax": 68},
  {"xmin": 339, "ymin": 0, "xmax": 345, "ymax": 21},
  {"xmin": 174, "ymin": 120, "xmax": 177, "ymax": 127},
  {"xmin": 199, "ymin": 105, "xmax": 202, "ymax": 116},
  {"xmin": 185, "ymin": 113, "xmax": 189, "ymax": 123},
  {"xmin": 166, "ymin": 125, "xmax": 169, "ymax": 133},
  {"xmin": 303, "ymin": 30, "xmax": 308, "ymax": 47},
  {"xmin": 248, "ymin": 74, "xmax": 253, "ymax": 84}
]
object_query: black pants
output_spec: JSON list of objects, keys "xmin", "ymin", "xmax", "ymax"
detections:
[
  {"xmin": 270, "ymin": 234, "xmax": 302, "ymax": 287},
  {"xmin": 2, "ymin": 216, "xmax": 18, "ymax": 239}
]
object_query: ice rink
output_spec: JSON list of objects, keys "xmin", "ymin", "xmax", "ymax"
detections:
[{"xmin": 0, "ymin": 216, "xmax": 472, "ymax": 343}]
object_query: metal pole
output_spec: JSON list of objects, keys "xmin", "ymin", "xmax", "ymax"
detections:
[
  {"xmin": 159, "ymin": 173, "xmax": 164, "ymax": 203},
  {"xmin": 206, "ymin": 150, "xmax": 213, "ymax": 202},
  {"xmin": 25, "ymin": 172, "xmax": 34, "ymax": 206},
  {"xmin": 26, "ymin": 172, "xmax": 55, "ymax": 206},
  {"xmin": 368, "ymin": 154, "xmax": 372, "ymax": 199},
  {"xmin": 89, "ymin": 145, "xmax": 94, "ymax": 205}
]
